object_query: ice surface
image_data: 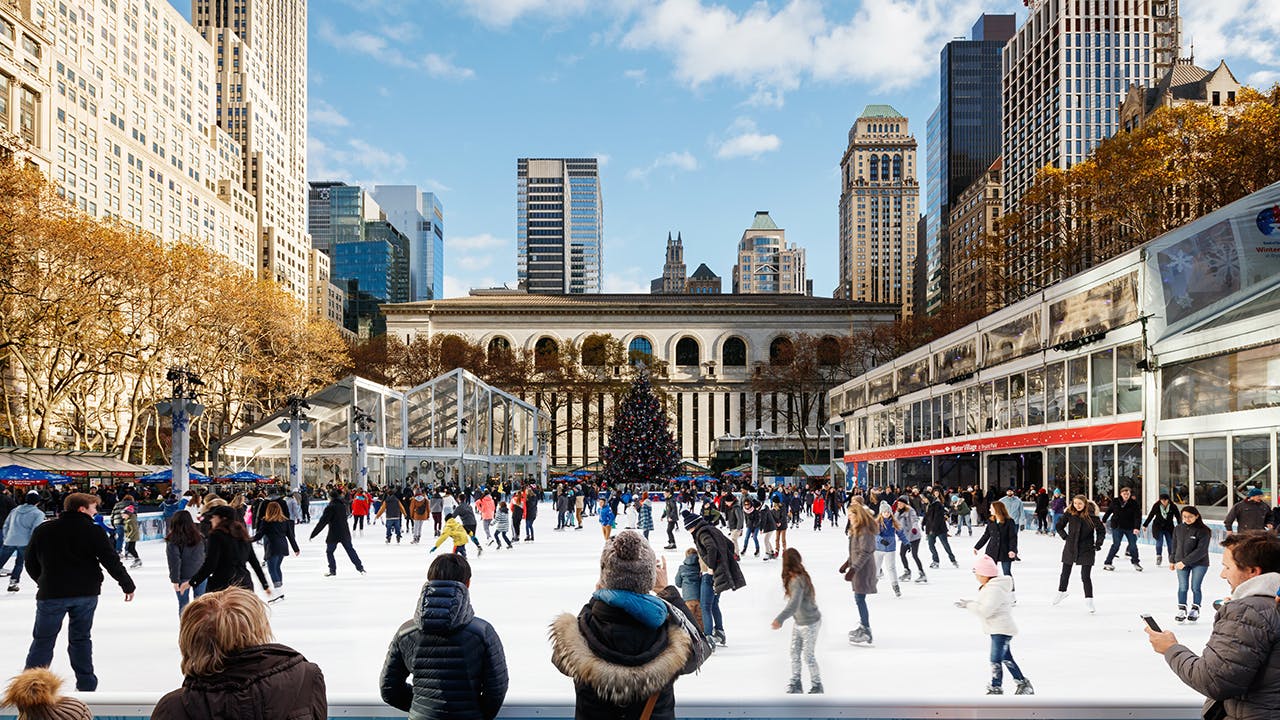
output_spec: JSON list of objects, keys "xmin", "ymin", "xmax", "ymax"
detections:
[{"xmin": 0, "ymin": 506, "xmax": 1213, "ymax": 701}]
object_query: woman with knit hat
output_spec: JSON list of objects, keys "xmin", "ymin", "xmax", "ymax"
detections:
[
  {"xmin": 873, "ymin": 502, "xmax": 906, "ymax": 598},
  {"xmin": 954, "ymin": 554, "xmax": 1033, "ymax": 695},
  {"xmin": 549, "ymin": 530, "xmax": 708, "ymax": 720},
  {"xmin": 841, "ymin": 498, "xmax": 878, "ymax": 645}
]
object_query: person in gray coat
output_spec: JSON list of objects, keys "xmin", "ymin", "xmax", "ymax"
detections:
[
  {"xmin": 1148, "ymin": 531, "xmax": 1280, "ymax": 720},
  {"xmin": 1, "ymin": 492, "xmax": 45, "ymax": 592},
  {"xmin": 840, "ymin": 499, "xmax": 878, "ymax": 645}
]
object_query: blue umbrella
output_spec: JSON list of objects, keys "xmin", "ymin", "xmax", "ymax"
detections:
[
  {"xmin": 218, "ymin": 470, "xmax": 271, "ymax": 483},
  {"xmin": 0, "ymin": 464, "xmax": 73, "ymax": 485},
  {"xmin": 137, "ymin": 467, "xmax": 212, "ymax": 483}
]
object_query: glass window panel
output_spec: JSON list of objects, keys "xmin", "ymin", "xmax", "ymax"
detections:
[
  {"xmin": 1027, "ymin": 368, "xmax": 1045, "ymax": 426},
  {"xmin": 1117, "ymin": 442, "xmax": 1142, "ymax": 504},
  {"xmin": 1161, "ymin": 341, "xmax": 1280, "ymax": 419},
  {"xmin": 1116, "ymin": 343, "xmax": 1142, "ymax": 414},
  {"xmin": 1160, "ymin": 439, "xmax": 1190, "ymax": 504},
  {"xmin": 1048, "ymin": 272, "xmax": 1139, "ymax": 345},
  {"xmin": 953, "ymin": 391, "xmax": 965, "ymax": 437},
  {"xmin": 966, "ymin": 386, "xmax": 980, "ymax": 434},
  {"xmin": 1090, "ymin": 349, "xmax": 1115, "ymax": 417},
  {"xmin": 1009, "ymin": 373, "xmax": 1026, "ymax": 429},
  {"xmin": 942, "ymin": 394, "xmax": 953, "ymax": 438},
  {"xmin": 981, "ymin": 383, "xmax": 994, "ymax": 431},
  {"xmin": 1047, "ymin": 447, "xmax": 1067, "ymax": 496},
  {"xmin": 1068, "ymin": 358, "xmax": 1089, "ymax": 420},
  {"xmin": 1068, "ymin": 446, "xmax": 1090, "ymax": 499},
  {"xmin": 1046, "ymin": 363, "xmax": 1065, "ymax": 423},
  {"xmin": 1193, "ymin": 437, "xmax": 1229, "ymax": 515},
  {"xmin": 932, "ymin": 397, "xmax": 942, "ymax": 440},
  {"xmin": 1092, "ymin": 444, "xmax": 1115, "ymax": 499},
  {"xmin": 1232, "ymin": 435, "xmax": 1272, "ymax": 503},
  {"xmin": 994, "ymin": 377, "xmax": 1009, "ymax": 430}
]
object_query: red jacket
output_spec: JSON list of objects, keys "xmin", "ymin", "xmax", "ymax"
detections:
[
  {"xmin": 813, "ymin": 496, "xmax": 825, "ymax": 515},
  {"xmin": 351, "ymin": 494, "xmax": 370, "ymax": 516},
  {"xmin": 476, "ymin": 494, "xmax": 496, "ymax": 520}
]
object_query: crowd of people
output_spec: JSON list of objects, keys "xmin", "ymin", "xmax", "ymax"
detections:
[{"xmin": 3, "ymin": 477, "xmax": 1280, "ymax": 719}]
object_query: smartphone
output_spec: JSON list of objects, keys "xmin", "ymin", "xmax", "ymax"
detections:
[{"xmin": 1141, "ymin": 614, "xmax": 1161, "ymax": 632}]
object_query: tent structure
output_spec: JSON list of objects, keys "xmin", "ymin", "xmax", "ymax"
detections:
[
  {"xmin": 217, "ymin": 470, "xmax": 273, "ymax": 483},
  {"xmin": 137, "ymin": 467, "xmax": 211, "ymax": 484},
  {"xmin": 0, "ymin": 464, "xmax": 73, "ymax": 486}
]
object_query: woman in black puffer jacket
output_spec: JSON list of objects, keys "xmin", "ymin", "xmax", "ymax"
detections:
[
  {"xmin": 1053, "ymin": 495, "xmax": 1106, "ymax": 612},
  {"xmin": 380, "ymin": 554, "xmax": 508, "ymax": 720},
  {"xmin": 186, "ymin": 505, "xmax": 270, "ymax": 597}
]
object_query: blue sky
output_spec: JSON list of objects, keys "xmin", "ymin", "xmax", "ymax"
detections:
[{"xmin": 295, "ymin": 0, "xmax": 1278, "ymax": 299}]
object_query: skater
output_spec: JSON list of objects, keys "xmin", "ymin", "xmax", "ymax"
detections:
[
  {"xmin": 841, "ymin": 499, "xmax": 878, "ymax": 645},
  {"xmin": 432, "ymin": 515, "xmax": 473, "ymax": 557},
  {"xmin": 379, "ymin": 554, "xmax": 509, "ymax": 720},
  {"xmin": 523, "ymin": 485, "xmax": 538, "ymax": 542},
  {"xmin": 741, "ymin": 498, "xmax": 762, "ymax": 557},
  {"xmin": 637, "ymin": 495, "xmax": 654, "ymax": 540},
  {"xmin": 1, "ymin": 491, "xmax": 44, "ymax": 592},
  {"xmin": 1033, "ymin": 489, "xmax": 1051, "ymax": 534},
  {"xmin": 153, "ymin": 588, "xmax": 327, "ymax": 719},
  {"xmin": 1102, "ymin": 486, "xmax": 1144, "ymax": 571},
  {"xmin": 165, "ymin": 512, "xmax": 207, "ymax": 615},
  {"xmin": 1169, "ymin": 505, "xmax": 1211, "ymax": 623},
  {"xmin": 454, "ymin": 500, "xmax": 485, "ymax": 556},
  {"xmin": 510, "ymin": 489, "xmax": 525, "ymax": 542},
  {"xmin": 476, "ymin": 491, "xmax": 496, "ymax": 541},
  {"xmin": 759, "ymin": 500, "xmax": 777, "ymax": 559},
  {"xmin": 974, "ymin": 500, "xmax": 1019, "ymax": 579},
  {"xmin": 351, "ymin": 490, "xmax": 370, "ymax": 534},
  {"xmin": 548, "ymin": 531, "xmax": 708, "ymax": 720},
  {"xmin": 598, "ymin": 497, "xmax": 616, "ymax": 541},
  {"xmin": 188, "ymin": 505, "xmax": 272, "ymax": 596},
  {"xmin": 684, "ymin": 510, "xmax": 747, "ymax": 647},
  {"xmin": 1223, "ymin": 487, "xmax": 1270, "ymax": 532},
  {"xmin": 1144, "ymin": 492, "xmax": 1180, "ymax": 565},
  {"xmin": 673, "ymin": 548, "xmax": 705, "ymax": 630},
  {"xmin": 894, "ymin": 496, "xmax": 927, "ymax": 583},
  {"xmin": 772, "ymin": 548, "xmax": 823, "ymax": 694},
  {"xmin": 773, "ymin": 500, "xmax": 789, "ymax": 555},
  {"xmin": 491, "ymin": 502, "xmax": 514, "ymax": 549},
  {"xmin": 874, "ymin": 502, "xmax": 905, "ymax": 598},
  {"xmin": 998, "ymin": 488, "xmax": 1025, "ymax": 530},
  {"xmin": 376, "ymin": 491, "xmax": 406, "ymax": 543},
  {"xmin": 253, "ymin": 503, "xmax": 300, "ymax": 602},
  {"xmin": 1049, "ymin": 489, "xmax": 1066, "ymax": 532},
  {"xmin": 923, "ymin": 489, "xmax": 957, "ymax": 569},
  {"xmin": 953, "ymin": 493, "xmax": 973, "ymax": 536},
  {"xmin": 1052, "ymin": 495, "xmax": 1105, "ymax": 612},
  {"xmin": 956, "ymin": 554, "xmax": 1033, "ymax": 695},
  {"xmin": 409, "ymin": 490, "xmax": 430, "ymax": 544},
  {"xmin": 121, "ymin": 504, "xmax": 141, "ymax": 568},
  {"xmin": 723, "ymin": 494, "xmax": 744, "ymax": 549},
  {"xmin": 309, "ymin": 490, "xmax": 366, "ymax": 576},
  {"xmin": 431, "ymin": 491, "xmax": 445, "ymax": 537},
  {"xmin": 661, "ymin": 491, "xmax": 680, "ymax": 550}
]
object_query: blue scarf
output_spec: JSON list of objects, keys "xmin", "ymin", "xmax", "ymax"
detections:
[{"xmin": 592, "ymin": 589, "xmax": 668, "ymax": 629}]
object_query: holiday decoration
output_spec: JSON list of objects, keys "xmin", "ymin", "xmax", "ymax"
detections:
[{"xmin": 600, "ymin": 371, "xmax": 679, "ymax": 486}]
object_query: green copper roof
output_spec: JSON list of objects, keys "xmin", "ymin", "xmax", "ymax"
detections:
[
  {"xmin": 859, "ymin": 104, "xmax": 905, "ymax": 119},
  {"xmin": 750, "ymin": 211, "xmax": 779, "ymax": 230}
]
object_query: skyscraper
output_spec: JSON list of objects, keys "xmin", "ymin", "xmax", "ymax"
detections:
[
  {"xmin": 837, "ymin": 105, "xmax": 920, "ymax": 316},
  {"xmin": 193, "ymin": 0, "xmax": 310, "ymax": 304},
  {"xmin": 372, "ymin": 185, "xmax": 445, "ymax": 301},
  {"xmin": 924, "ymin": 14, "xmax": 1015, "ymax": 315},
  {"xmin": 651, "ymin": 232, "xmax": 687, "ymax": 294},
  {"xmin": 732, "ymin": 212, "xmax": 807, "ymax": 295},
  {"xmin": 517, "ymin": 158, "xmax": 603, "ymax": 294},
  {"xmin": 1002, "ymin": 0, "xmax": 1180, "ymax": 296}
]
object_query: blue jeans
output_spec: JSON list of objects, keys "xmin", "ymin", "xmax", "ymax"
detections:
[
  {"xmin": 854, "ymin": 593, "xmax": 869, "ymax": 629},
  {"xmin": 326, "ymin": 539, "xmax": 364, "ymax": 573},
  {"xmin": 265, "ymin": 555, "xmax": 284, "ymax": 587},
  {"xmin": 175, "ymin": 579, "xmax": 207, "ymax": 615},
  {"xmin": 0, "ymin": 545, "xmax": 26, "ymax": 582},
  {"xmin": 988, "ymin": 633, "xmax": 1026, "ymax": 688},
  {"xmin": 26, "ymin": 596, "xmax": 99, "ymax": 691},
  {"xmin": 742, "ymin": 527, "xmax": 760, "ymax": 554},
  {"xmin": 113, "ymin": 527, "xmax": 124, "ymax": 554},
  {"xmin": 1153, "ymin": 529, "xmax": 1174, "ymax": 559},
  {"xmin": 1105, "ymin": 528, "xmax": 1140, "ymax": 565},
  {"xmin": 699, "ymin": 574, "xmax": 723, "ymax": 635},
  {"xmin": 385, "ymin": 518, "xmax": 402, "ymax": 540},
  {"xmin": 1177, "ymin": 565, "xmax": 1209, "ymax": 606}
]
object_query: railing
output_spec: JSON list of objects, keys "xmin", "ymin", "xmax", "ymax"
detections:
[{"xmin": 0, "ymin": 695, "xmax": 1205, "ymax": 720}]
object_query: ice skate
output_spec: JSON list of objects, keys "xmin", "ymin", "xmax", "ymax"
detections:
[
  {"xmin": 848, "ymin": 625, "xmax": 873, "ymax": 645},
  {"xmin": 808, "ymin": 682, "xmax": 824, "ymax": 694},
  {"xmin": 892, "ymin": 583, "xmax": 901, "ymax": 598},
  {"xmin": 986, "ymin": 686, "xmax": 1003, "ymax": 695},
  {"xmin": 1015, "ymin": 679, "xmax": 1034, "ymax": 695},
  {"xmin": 914, "ymin": 573, "xmax": 928, "ymax": 583},
  {"xmin": 1188, "ymin": 604, "xmax": 1201, "ymax": 622},
  {"xmin": 786, "ymin": 678, "xmax": 802, "ymax": 694},
  {"xmin": 1175, "ymin": 604, "xmax": 1187, "ymax": 622},
  {"xmin": 1051, "ymin": 591, "xmax": 1067, "ymax": 605},
  {"xmin": 928, "ymin": 561, "xmax": 939, "ymax": 569},
  {"xmin": 1085, "ymin": 598, "xmax": 1096, "ymax": 613},
  {"xmin": 1103, "ymin": 564, "xmax": 1115, "ymax": 571},
  {"xmin": 899, "ymin": 570, "xmax": 912, "ymax": 581},
  {"xmin": 6, "ymin": 581, "xmax": 18, "ymax": 592}
]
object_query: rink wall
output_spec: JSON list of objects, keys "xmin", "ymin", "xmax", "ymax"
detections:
[{"xmin": 0, "ymin": 695, "xmax": 1205, "ymax": 719}]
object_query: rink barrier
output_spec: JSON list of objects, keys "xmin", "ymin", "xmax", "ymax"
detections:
[{"xmin": 0, "ymin": 695, "xmax": 1205, "ymax": 720}]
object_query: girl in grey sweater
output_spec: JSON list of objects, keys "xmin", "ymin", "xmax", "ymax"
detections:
[{"xmin": 772, "ymin": 548, "xmax": 822, "ymax": 694}]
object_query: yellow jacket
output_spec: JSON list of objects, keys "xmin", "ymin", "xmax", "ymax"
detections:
[{"xmin": 433, "ymin": 517, "xmax": 471, "ymax": 551}]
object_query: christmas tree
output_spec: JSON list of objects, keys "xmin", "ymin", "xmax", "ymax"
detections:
[{"xmin": 601, "ymin": 371, "xmax": 679, "ymax": 485}]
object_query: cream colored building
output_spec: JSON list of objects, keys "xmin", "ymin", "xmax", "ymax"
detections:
[
  {"xmin": 732, "ymin": 211, "xmax": 807, "ymax": 295},
  {"xmin": 0, "ymin": 0, "xmax": 51, "ymax": 171},
  {"xmin": 1119, "ymin": 59, "xmax": 1243, "ymax": 133},
  {"xmin": 384, "ymin": 292, "xmax": 897, "ymax": 468},
  {"xmin": 837, "ymin": 105, "xmax": 919, "ymax": 317}
]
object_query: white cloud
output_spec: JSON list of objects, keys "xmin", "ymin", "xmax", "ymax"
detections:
[
  {"xmin": 594, "ymin": 153, "xmax": 612, "ymax": 167},
  {"xmin": 308, "ymin": 136, "xmax": 407, "ymax": 184},
  {"xmin": 624, "ymin": 68, "xmax": 647, "ymax": 84},
  {"xmin": 444, "ymin": 275, "xmax": 508, "ymax": 298},
  {"xmin": 310, "ymin": 99, "xmax": 350, "ymax": 128},
  {"xmin": 1182, "ymin": 0, "xmax": 1280, "ymax": 69},
  {"xmin": 1246, "ymin": 70, "xmax": 1280, "ymax": 88},
  {"xmin": 450, "ymin": 233, "xmax": 509, "ymax": 251},
  {"xmin": 456, "ymin": 0, "xmax": 592, "ymax": 28},
  {"xmin": 715, "ymin": 117, "xmax": 780, "ymax": 159},
  {"xmin": 627, "ymin": 151, "xmax": 699, "ymax": 181},
  {"xmin": 424, "ymin": 178, "xmax": 454, "ymax": 193},
  {"xmin": 423, "ymin": 53, "xmax": 476, "ymax": 80},
  {"xmin": 603, "ymin": 270, "xmax": 650, "ymax": 293}
]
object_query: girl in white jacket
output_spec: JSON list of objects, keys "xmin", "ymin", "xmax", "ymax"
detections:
[{"xmin": 955, "ymin": 554, "xmax": 1033, "ymax": 695}]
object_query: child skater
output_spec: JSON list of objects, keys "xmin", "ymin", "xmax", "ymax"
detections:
[
  {"xmin": 491, "ymin": 502, "xmax": 514, "ymax": 549},
  {"xmin": 431, "ymin": 514, "xmax": 472, "ymax": 557},
  {"xmin": 771, "ymin": 548, "xmax": 823, "ymax": 694},
  {"xmin": 955, "ymin": 554, "xmax": 1033, "ymax": 695},
  {"xmin": 598, "ymin": 497, "xmax": 616, "ymax": 541}
]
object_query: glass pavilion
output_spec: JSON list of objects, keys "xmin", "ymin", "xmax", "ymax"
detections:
[{"xmin": 222, "ymin": 370, "xmax": 548, "ymax": 488}]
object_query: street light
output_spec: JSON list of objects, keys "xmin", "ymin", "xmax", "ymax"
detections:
[
  {"xmin": 351, "ymin": 406, "xmax": 376, "ymax": 490},
  {"xmin": 277, "ymin": 397, "xmax": 311, "ymax": 492},
  {"xmin": 749, "ymin": 427, "xmax": 767, "ymax": 488},
  {"xmin": 536, "ymin": 429, "xmax": 549, "ymax": 486},
  {"xmin": 157, "ymin": 367, "xmax": 204, "ymax": 495}
]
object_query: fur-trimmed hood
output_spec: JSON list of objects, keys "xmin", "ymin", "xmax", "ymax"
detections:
[{"xmin": 548, "ymin": 609, "xmax": 691, "ymax": 707}]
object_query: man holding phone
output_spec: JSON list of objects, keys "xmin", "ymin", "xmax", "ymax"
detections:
[{"xmin": 1146, "ymin": 531, "xmax": 1280, "ymax": 720}]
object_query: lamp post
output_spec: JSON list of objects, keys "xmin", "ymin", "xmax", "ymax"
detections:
[
  {"xmin": 536, "ymin": 429, "xmax": 549, "ymax": 486},
  {"xmin": 455, "ymin": 417, "xmax": 469, "ymax": 486},
  {"xmin": 157, "ymin": 368, "xmax": 204, "ymax": 495},
  {"xmin": 351, "ymin": 406, "xmax": 375, "ymax": 490},
  {"xmin": 749, "ymin": 427, "xmax": 766, "ymax": 489},
  {"xmin": 277, "ymin": 397, "xmax": 311, "ymax": 493}
]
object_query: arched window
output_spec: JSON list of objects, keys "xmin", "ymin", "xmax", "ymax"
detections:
[
  {"xmin": 675, "ymin": 337, "xmax": 700, "ymax": 366},
  {"xmin": 818, "ymin": 336, "xmax": 841, "ymax": 366},
  {"xmin": 535, "ymin": 337, "xmax": 559, "ymax": 371},
  {"xmin": 722, "ymin": 337, "xmax": 747, "ymax": 367},
  {"xmin": 628, "ymin": 337, "xmax": 653, "ymax": 366},
  {"xmin": 892, "ymin": 155, "xmax": 902, "ymax": 181},
  {"xmin": 581, "ymin": 334, "xmax": 609, "ymax": 366},
  {"xmin": 881, "ymin": 154, "xmax": 891, "ymax": 180},
  {"xmin": 487, "ymin": 336, "xmax": 511, "ymax": 363},
  {"xmin": 770, "ymin": 337, "xmax": 793, "ymax": 366},
  {"xmin": 868, "ymin": 155, "xmax": 879, "ymax": 181}
]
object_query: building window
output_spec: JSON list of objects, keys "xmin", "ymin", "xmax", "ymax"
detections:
[
  {"xmin": 628, "ymin": 337, "xmax": 653, "ymax": 366},
  {"xmin": 19, "ymin": 85, "xmax": 36, "ymax": 144},
  {"xmin": 581, "ymin": 334, "xmax": 609, "ymax": 366},
  {"xmin": 769, "ymin": 337, "xmax": 793, "ymax": 366},
  {"xmin": 534, "ymin": 337, "xmax": 559, "ymax": 371},
  {"xmin": 487, "ymin": 336, "xmax": 511, "ymax": 363},
  {"xmin": 675, "ymin": 337, "xmax": 700, "ymax": 367},
  {"xmin": 722, "ymin": 337, "xmax": 747, "ymax": 367}
]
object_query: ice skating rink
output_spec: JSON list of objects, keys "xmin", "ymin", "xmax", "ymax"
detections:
[{"xmin": 0, "ymin": 509, "xmax": 1214, "ymax": 700}]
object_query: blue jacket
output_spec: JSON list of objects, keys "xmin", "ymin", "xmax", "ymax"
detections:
[
  {"xmin": 3, "ymin": 503, "xmax": 45, "ymax": 546},
  {"xmin": 875, "ymin": 516, "xmax": 906, "ymax": 552},
  {"xmin": 673, "ymin": 554, "xmax": 702, "ymax": 601},
  {"xmin": 599, "ymin": 505, "xmax": 616, "ymax": 528}
]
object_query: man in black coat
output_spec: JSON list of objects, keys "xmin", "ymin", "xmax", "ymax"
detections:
[
  {"xmin": 1102, "ymin": 486, "xmax": 1144, "ymax": 571},
  {"xmin": 310, "ymin": 490, "xmax": 365, "ymax": 576},
  {"xmin": 23, "ymin": 492, "xmax": 135, "ymax": 691},
  {"xmin": 381, "ymin": 554, "xmax": 507, "ymax": 720},
  {"xmin": 923, "ymin": 490, "xmax": 958, "ymax": 569},
  {"xmin": 683, "ymin": 511, "xmax": 746, "ymax": 646}
]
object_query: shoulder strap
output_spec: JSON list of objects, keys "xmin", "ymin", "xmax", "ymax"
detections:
[{"xmin": 638, "ymin": 692, "xmax": 660, "ymax": 720}]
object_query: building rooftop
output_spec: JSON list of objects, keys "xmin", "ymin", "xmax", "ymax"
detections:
[
  {"xmin": 383, "ymin": 292, "xmax": 898, "ymax": 316},
  {"xmin": 689, "ymin": 263, "xmax": 720, "ymax": 280},
  {"xmin": 750, "ymin": 211, "xmax": 779, "ymax": 230},
  {"xmin": 859, "ymin": 104, "xmax": 905, "ymax": 119}
]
